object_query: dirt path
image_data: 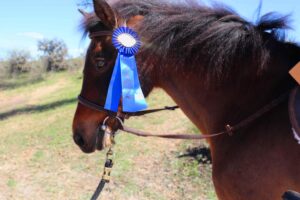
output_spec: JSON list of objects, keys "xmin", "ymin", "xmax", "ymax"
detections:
[{"xmin": 0, "ymin": 79, "xmax": 66, "ymax": 113}]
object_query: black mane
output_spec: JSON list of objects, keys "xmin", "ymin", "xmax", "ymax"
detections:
[{"xmin": 84, "ymin": 0, "xmax": 300, "ymax": 84}]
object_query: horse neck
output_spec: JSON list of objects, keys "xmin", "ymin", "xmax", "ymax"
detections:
[
  {"xmin": 156, "ymin": 55, "xmax": 297, "ymax": 137},
  {"xmin": 158, "ymin": 71, "xmax": 254, "ymax": 135},
  {"xmin": 137, "ymin": 33, "xmax": 300, "ymax": 139}
]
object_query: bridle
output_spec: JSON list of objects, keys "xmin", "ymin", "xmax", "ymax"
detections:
[
  {"xmin": 78, "ymin": 31, "xmax": 290, "ymax": 141},
  {"xmin": 79, "ymin": 30, "xmax": 217, "ymax": 140},
  {"xmin": 78, "ymin": 91, "xmax": 289, "ymax": 140}
]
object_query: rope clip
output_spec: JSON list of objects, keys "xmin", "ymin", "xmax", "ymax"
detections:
[{"xmin": 102, "ymin": 148, "xmax": 114, "ymax": 183}]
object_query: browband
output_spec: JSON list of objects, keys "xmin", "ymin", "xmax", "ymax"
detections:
[{"xmin": 89, "ymin": 31, "xmax": 112, "ymax": 38}]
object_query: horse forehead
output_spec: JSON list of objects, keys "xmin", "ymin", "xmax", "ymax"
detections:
[
  {"xmin": 94, "ymin": 42, "xmax": 103, "ymax": 51},
  {"xmin": 126, "ymin": 15, "xmax": 144, "ymax": 28}
]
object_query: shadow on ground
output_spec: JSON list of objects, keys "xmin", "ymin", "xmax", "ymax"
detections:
[
  {"xmin": 0, "ymin": 77, "xmax": 44, "ymax": 90},
  {"xmin": 178, "ymin": 145, "xmax": 212, "ymax": 164},
  {"xmin": 0, "ymin": 98, "xmax": 77, "ymax": 120}
]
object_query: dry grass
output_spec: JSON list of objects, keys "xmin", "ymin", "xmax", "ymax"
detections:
[{"xmin": 0, "ymin": 71, "xmax": 216, "ymax": 200}]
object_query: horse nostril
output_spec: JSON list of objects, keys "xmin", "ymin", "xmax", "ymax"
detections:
[{"xmin": 74, "ymin": 132, "xmax": 85, "ymax": 147}]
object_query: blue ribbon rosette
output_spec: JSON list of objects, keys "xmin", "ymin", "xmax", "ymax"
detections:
[{"xmin": 104, "ymin": 26, "xmax": 148, "ymax": 112}]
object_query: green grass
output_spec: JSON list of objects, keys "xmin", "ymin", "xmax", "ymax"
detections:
[
  {"xmin": 7, "ymin": 178, "xmax": 17, "ymax": 188},
  {"xmin": 33, "ymin": 150, "xmax": 44, "ymax": 160},
  {"xmin": 0, "ymin": 71, "xmax": 216, "ymax": 200}
]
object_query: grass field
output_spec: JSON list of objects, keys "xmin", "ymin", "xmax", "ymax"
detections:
[{"xmin": 0, "ymin": 70, "xmax": 216, "ymax": 200}]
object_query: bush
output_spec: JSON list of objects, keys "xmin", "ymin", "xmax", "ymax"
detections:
[
  {"xmin": 0, "ymin": 61, "xmax": 6, "ymax": 77},
  {"xmin": 7, "ymin": 50, "xmax": 31, "ymax": 76},
  {"xmin": 28, "ymin": 60, "xmax": 45, "ymax": 81},
  {"xmin": 38, "ymin": 39, "xmax": 68, "ymax": 71},
  {"xmin": 65, "ymin": 57, "xmax": 84, "ymax": 72}
]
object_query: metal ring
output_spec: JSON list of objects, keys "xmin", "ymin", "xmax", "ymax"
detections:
[
  {"xmin": 102, "ymin": 116, "xmax": 110, "ymax": 126},
  {"xmin": 102, "ymin": 116, "xmax": 124, "ymax": 129},
  {"xmin": 115, "ymin": 116, "xmax": 124, "ymax": 127}
]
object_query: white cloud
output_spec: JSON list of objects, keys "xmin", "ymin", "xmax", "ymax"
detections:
[{"xmin": 16, "ymin": 32, "xmax": 44, "ymax": 40}]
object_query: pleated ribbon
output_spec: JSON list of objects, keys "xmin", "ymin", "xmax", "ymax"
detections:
[{"xmin": 104, "ymin": 27, "xmax": 148, "ymax": 112}]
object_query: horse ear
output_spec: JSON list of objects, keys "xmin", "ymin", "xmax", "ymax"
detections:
[
  {"xmin": 93, "ymin": 0, "xmax": 116, "ymax": 29},
  {"xmin": 78, "ymin": 9, "xmax": 88, "ymax": 17}
]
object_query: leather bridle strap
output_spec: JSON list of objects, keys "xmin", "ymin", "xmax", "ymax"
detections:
[
  {"xmin": 80, "ymin": 90, "xmax": 288, "ymax": 140},
  {"xmin": 78, "ymin": 95, "xmax": 116, "ymax": 116},
  {"xmin": 117, "ymin": 91, "xmax": 290, "ymax": 140},
  {"xmin": 78, "ymin": 95, "xmax": 179, "ymax": 118},
  {"xmin": 125, "ymin": 106, "xmax": 179, "ymax": 117},
  {"xmin": 89, "ymin": 31, "xmax": 112, "ymax": 38},
  {"xmin": 120, "ymin": 125, "xmax": 225, "ymax": 140}
]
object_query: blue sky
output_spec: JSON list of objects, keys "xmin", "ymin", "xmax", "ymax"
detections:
[{"xmin": 0, "ymin": 0, "xmax": 299, "ymax": 59}]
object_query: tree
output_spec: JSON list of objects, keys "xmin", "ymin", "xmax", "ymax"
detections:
[
  {"xmin": 7, "ymin": 50, "xmax": 31, "ymax": 75},
  {"xmin": 38, "ymin": 39, "xmax": 68, "ymax": 71}
]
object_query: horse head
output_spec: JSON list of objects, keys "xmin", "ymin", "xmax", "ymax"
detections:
[{"xmin": 72, "ymin": 0, "xmax": 152, "ymax": 153}]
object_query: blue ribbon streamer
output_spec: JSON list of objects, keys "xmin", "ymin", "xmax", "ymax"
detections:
[
  {"xmin": 120, "ymin": 54, "xmax": 147, "ymax": 112},
  {"xmin": 104, "ymin": 26, "xmax": 147, "ymax": 112},
  {"xmin": 104, "ymin": 53, "xmax": 148, "ymax": 112},
  {"xmin": 104, "ymin": 54, "xmax": 122, "ymax": 112}
]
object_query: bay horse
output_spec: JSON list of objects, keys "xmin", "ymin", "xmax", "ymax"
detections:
[{"xmin": 72, "ymin": 0, "xmax": 300, "ymax": 199}]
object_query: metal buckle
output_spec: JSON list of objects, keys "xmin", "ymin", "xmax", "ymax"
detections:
[{"xmin": 225, "ymin": 124, "xmax": 234, "ymax": 136}]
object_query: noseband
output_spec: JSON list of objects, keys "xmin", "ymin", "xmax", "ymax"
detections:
[
  {"xmin": 78, "ymin": 94, "xmax": 179, "ymax": 119},
  {"xmin": 78, "ymin": 95, "xmax": 117, "ymax": 116}
]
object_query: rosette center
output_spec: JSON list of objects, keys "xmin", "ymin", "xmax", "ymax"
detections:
[{"xmin": 117, "ymin": 33, "xmax": 137, "ymax": 48}]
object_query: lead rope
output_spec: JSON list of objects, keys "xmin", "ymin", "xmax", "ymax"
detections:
[{"xmin": 90, "ymin": 147, "xmax": 114, "ymax": 200}]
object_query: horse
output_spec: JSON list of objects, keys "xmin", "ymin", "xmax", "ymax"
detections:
[{"xmin": 72, "ymin": 0, "xmax": 300, "ymax": 199}]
